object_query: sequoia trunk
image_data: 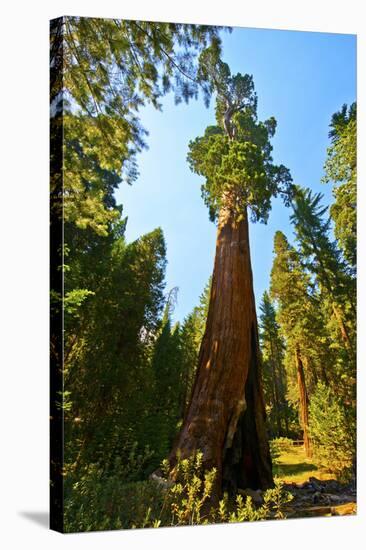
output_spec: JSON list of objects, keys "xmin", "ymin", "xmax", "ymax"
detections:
[{"xmin": 169, "ymin": 200, "xmax": 273, "ymax": 495}]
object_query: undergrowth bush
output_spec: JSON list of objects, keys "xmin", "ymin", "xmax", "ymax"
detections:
[
  {"xmin": 64, "ymin": 450, "xmax": 294, "ymax": 532},
  {"xmin": 64, "ymin": 473, "xmax": 164, "ymax": 532},
  {"xmin": 215, "ymin": 480, "xmax": 292, "ymax": 523},
  {"xmin": 156, "ymin": 453, "xmax": 293, "ymax": 527},
  {"xmin": 64, "ymin": 442, "xmax": 158, "ymax": 532},
  {"xmin": 309, "ymin": 382, "xmax": 355, "ymax": 479},
  {"xmin": 161, "ymin": 451, "xmax": 217, "ymax": 525}
]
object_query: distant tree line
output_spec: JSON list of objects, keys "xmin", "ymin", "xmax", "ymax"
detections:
[{"xmin": 260, "ymin": 103, "xmax": 356, "ymax": 474}]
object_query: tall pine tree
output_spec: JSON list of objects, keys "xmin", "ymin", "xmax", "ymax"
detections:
[
  {"xmin": 270, "ymin": 231, "xmax": 314, "ymax": 456},
  {"xmin": 259, "ymin": 291, "xmax": 289, "ymax": 438}
]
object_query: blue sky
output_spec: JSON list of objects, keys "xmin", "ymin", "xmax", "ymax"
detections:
[{"xmin": 115, "ymin": 26, "xmax": 356, "ymax": 323}]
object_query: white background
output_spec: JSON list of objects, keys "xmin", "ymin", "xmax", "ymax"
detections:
[{"xmin": 0, "ymin": 1, "xmax": 364, "ymax": 548}]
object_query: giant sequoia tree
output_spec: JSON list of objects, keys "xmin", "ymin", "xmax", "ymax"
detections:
[
  {"xmin": 50, "ymin": 19, "xmax": 227, "ymax": 502},
  {"xmin": 169, "ymin": 51, "xmax": 293, "ymax": 494}
]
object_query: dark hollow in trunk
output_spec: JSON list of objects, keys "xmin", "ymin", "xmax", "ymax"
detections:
[{"xmin": 169, "ymin": 202, "xmax": 273, "ymax": 496}]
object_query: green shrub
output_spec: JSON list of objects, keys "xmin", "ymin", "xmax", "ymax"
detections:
[
  {"xmin": 309, "ymin": 382, "xmax": 355, "ymax": 478},
  {"xmin": 160, "ymin": 453, "xmax": 293, "ymax": 526},
  {"xmin": 64, "ymin": 471, "xmax": 165, "ymax": 532},
  {"xmin": 162, "ymin": 451, "xmax": 217, "ymax": 526},
  {"xmin": 215, "ymin": 480, "xmax": 293, "ymax": 522},
  {"xmin": 64, "ymin": 451, "xmax": 294, "ymax": 532},
  {"xmin": 63, "ymin": 441, "xmax": 159, "ymax": 532},
  {"xmin": 261, "ymin": 480, "xmax": 294, "ymax": 519}
]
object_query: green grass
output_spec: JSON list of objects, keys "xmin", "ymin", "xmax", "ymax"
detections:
[{"xmin": 273, "ymin": 445, "xmax": 334, "ymax": 484}]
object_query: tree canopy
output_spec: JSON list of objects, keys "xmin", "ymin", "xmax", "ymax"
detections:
[
  {"xmin": 50, "ymin": 17, "xmax": 227, "ymax": 235},
  {"xmin": 187, "ymin": 52, "xmax": 293, "ymax": 222},
  {"xmin": 323, "ymin": 102, "xmax": 356, "ymax": 269}
]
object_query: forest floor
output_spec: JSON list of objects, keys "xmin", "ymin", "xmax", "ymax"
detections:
[
  {"xmin": 274, "ymin": 445, "xmax": 333, "ymax": 484},
  {"xmin": 273, "ymin": 446, "xmax": 357, "ymax": 518}
]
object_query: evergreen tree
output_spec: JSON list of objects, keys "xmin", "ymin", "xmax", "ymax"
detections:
[
  {"xmin": 179, "ymin": 278, "xmax": 212, "ymax": 414},
  {"xmin": 259, "ymin": 291, "xmax": 289, "ymax": 438},
  {"xmin": 64, "ymin": 226, "xmax": 167, "ymax": 473},
  {"xmin": 291, "ymin": 187, "xmax": 355, "ymax": 358},
  {"xmin": 147, "ymin": 290, "xmax": 185, "ymax": 466},
  {"xmin": 170, "ymin": 50, "xmax": 293, "ymax": 494},
  {"xmin": 309, "ymin": 382, "xmax": 355, "ymax": 478},
  {"xmin": 323, "ymin": 103, "xmax": 356, "ymax": 270},
  {"xmin": 50, "ymin": 17, "xmax": 226, "ymax": 234},
  {"xmin": 50, "ymin": 17, "xmax": 228, "ymax": 486},
  {"xmin": 270, "ymin": 231, "xmax": 314, "ymax": 456}
]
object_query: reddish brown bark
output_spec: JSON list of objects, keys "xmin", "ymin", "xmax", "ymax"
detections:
[
  {"xmin": 169, "ymin": 201, "xmax": 273, "ymax": 495},
  {"xmin": 295, "ymin": 345, "xmax": 311, "ymax": 458}
]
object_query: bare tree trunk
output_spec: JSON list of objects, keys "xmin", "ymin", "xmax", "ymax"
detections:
[
  {"xmin": 295, "ymin": 345, "xmax": 311, "ymax": 458},
  {"xmin": 169, "ymin": 200, "xmax": 273, "ymax": 496}
]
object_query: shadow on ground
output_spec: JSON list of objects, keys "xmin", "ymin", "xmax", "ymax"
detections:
[{"xmin": 19, "ymin": 511, "xmax": 49, "ymax": 529}]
